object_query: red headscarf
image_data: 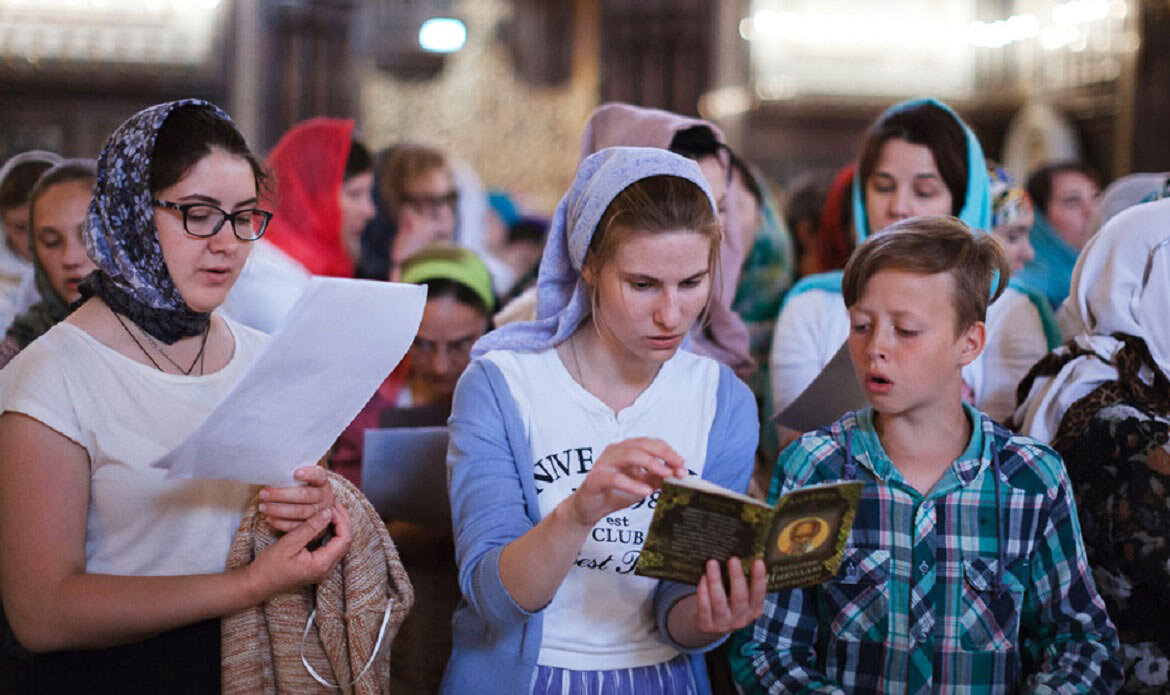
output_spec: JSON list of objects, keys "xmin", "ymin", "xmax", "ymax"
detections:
[
  {"xmin": 264, "ymin": 118, "xmax": 355, "ymax": 277},
  {"xmin": 816, "ymin": 163, "xmax": 856, "ymax": 273}
]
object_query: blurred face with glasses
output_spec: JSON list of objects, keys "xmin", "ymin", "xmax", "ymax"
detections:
[
  {"xmin": 152, "ymin": 149, "xmax": 270, "ymax": 313},
  {"xmin": 391, "ymin": 167, "xmax": 458, "ymax": 274},
  {"xmin": 408, "ymin": 292, "xmax": 490, "ymax": 404}
]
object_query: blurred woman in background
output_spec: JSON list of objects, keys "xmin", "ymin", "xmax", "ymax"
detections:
[
  {"xmin": 357, "ymin": 143, "xmax": 459, "ymax": 282},
  {"xmin": 0, "ymin": 151, "xmax": 62, "ymax": 331},
  {"xmin": 0, "ymin": 159, "xmax": 99, "ymax": 369},
  {"xmin": 1012, "ymin": 161, "xmax": 1101, "ymax": 310}
]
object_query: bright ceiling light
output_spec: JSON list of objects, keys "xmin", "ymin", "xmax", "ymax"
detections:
[{"xmin": 418, "ymin": 17, "xmax": 466, "ymax": 54}]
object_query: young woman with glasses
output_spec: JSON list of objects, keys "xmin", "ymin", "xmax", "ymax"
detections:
[
  {"xmin": 332, "ymin": 242, "xmax": 495, "ymax": 485},
  {"xmin": 0, "ymin": 101, "xmax": 351, "ymax": 693}
]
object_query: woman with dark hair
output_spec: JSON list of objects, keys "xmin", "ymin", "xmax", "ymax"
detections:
[
  {"xmin": 1013, "ymin": 161, "xmax": 1102, "ymax": 310},
  {"xmin": 770, "ymin": 99, "xmax": 987, "ymax": 419},
  {"xmin": 768, "ymin": 98, "xmax": 1048, "ymax": 426},
  {"xmin": 222, "ymin": 118, "xmax": 375, "ymax": 332},
  {"xmin": 0, "ymin": 101, "xmax": 351, "ymax": 693},
  {"xmin": 0, "ymin": 159, "xmax": 99, "ymax": 369},
  {"xmin": 0, "ymin": 151, "xmax": 62, "ymax": 330}
]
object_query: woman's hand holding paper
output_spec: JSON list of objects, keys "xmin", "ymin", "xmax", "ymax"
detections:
[{"xmin": 258, "ymin": 463, "xmax": 336, "ymax": 533}]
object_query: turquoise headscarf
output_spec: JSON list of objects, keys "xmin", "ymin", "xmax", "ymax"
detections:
[
  {"xmin": 987, "ymin": 166, "xmax": 1062, "ymax": 349},
  {"xmin": 732, "ymin": 178, "xmax": 794, "ymax": 323},
  {"xmin": 1011, "ymin": 211, "xmax": 1078, "ymax": 311},
  {"xmin": 784, "ymin": 97, "xmax": 992, "ymax": 306}
]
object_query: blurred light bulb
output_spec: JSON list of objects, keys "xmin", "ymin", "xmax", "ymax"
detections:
[{"xmin": 418, "ymin": 17, "xmax": 466, "ymax": 54}]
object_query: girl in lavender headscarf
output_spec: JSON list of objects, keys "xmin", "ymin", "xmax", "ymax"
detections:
[
  {"xmin": 579, "ymin": 103, "xmax": 757, "ymax": 379},
  {"xmin": 445, "ymin": 147, "xmax": 764, "ymax": 695}
]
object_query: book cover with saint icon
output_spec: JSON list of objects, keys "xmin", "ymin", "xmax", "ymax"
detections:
[{"xmin": 634, "ymin": 476, "xmax": 863, "ymax": 591}]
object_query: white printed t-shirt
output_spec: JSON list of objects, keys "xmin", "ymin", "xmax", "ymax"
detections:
[
  {"xmin": 481, "ymin": 346, "xmax": 720, "ymax": 671},
  {"xmin": 0, "ymin": 315, "xmax": 266, "ymax": 576}
]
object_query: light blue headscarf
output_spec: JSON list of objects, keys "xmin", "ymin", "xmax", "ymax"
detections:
[
  {"xmin": 1011, "ymin": 211, "xmax": 1078, "ymax": 311},
  {"xmin": 471, "ymin": 147, "xmax": 717, "ymax": 356},
  {"xmin": 784, "ymin": 97, "xmax": 992, "ymax": 306}
]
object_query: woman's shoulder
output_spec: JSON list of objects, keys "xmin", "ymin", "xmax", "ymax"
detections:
[
  {"xmin": 2, "ymin": 320, "xmax": 89, "ymax": 374},
  {"xmin": 781, "ymin": 285, "xmax": 844, "ymax": 314},
  {"xmin": 473, "ymin": 347, "xmax": 558, "ymax": 383},
  {"xmin": 990, "ymin": 286, "xmax": 1040, "ymax": 322},
  {"xmin": 0, "ymin": 323, "xmax": 89, "ymax": 442}
]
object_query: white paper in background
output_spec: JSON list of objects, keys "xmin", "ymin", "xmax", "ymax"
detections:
[
  {"xmin": 151, "ymin": 276, "xmax": 426, "ymax": 486},
  {"xmin": 774, "ymin": 341, "xmax": 866, "ymax": 433}
]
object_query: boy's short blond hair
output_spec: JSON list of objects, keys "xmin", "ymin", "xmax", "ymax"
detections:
[{"xmin": 842, "ymin": 216, "xmax": 1010, "ymax": 336}]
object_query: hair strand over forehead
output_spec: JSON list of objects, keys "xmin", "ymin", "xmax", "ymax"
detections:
[
  {"xmin": 582, "ymin": 174, "xmax": 722, "ymax": 325},
  {"xmin": 842, "ymin": 216, "xmax": 1010, "ymax": 335}
]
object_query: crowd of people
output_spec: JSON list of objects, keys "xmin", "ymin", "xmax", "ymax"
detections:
[{"xmin": 0, "ymin": 91, "xmax": 1165, "ymax": 695}]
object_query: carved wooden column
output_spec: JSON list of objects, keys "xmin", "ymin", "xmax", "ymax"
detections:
[{"xmin": 598, "ymin": 0, "xmax": 714, "ymax": 116}]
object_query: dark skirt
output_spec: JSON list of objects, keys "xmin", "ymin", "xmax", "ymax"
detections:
[{"xmin": 1, "ymin": 614, "xmax": 220, "ymax": 695}]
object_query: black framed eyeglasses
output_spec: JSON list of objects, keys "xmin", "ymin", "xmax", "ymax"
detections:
[
  {"xmin": 399, "ymin": 191, "xmax": 458, "ymax": 217},
  {"xmin": 152, "ymin": 199, "xmax": 273, "ymax": 241}
]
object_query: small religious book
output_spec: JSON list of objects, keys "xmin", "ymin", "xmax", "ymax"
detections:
[{"xmin": 634, "ymin": 476, "xmax": 863, "ymax": 591}]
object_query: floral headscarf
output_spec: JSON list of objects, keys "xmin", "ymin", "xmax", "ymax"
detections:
[{"xmin": 80, "ymin": 99, "xmax": 239, "ymax": 343}]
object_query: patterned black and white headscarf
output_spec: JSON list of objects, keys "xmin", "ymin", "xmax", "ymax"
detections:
[{"xmin": 80, "ymin": 99, "xmax": 237, "ymax": 344}]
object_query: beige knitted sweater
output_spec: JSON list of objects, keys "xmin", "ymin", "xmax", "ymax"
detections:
[{"xmin": 221, "ymin": 472, "xmax": 413, "ymax": 694}]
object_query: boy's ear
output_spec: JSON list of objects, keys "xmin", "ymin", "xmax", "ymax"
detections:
[{"xmin": 956, "ymin": 320, "xmax": 986, "ymax": 367}]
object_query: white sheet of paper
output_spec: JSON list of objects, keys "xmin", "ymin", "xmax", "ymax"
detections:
[{"xmin": 151, "ymin": 276, "xmax": 426, "ymax": 486}]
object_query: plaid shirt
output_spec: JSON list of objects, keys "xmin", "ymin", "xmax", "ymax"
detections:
[{"xmin": 736, "ymin": 405, "xmax": 1121, "ymax": 694}]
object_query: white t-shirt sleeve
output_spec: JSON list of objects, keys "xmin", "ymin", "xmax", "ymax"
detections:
[
  {"xmin": 769, "ymin": 290, "xmax": 849, "ymax": 415},
  {"xmin": 977, "ymin": 289, "xmax": 1049, "ymax": 424},
  {"xmin": 0, "ymin": 345, "xmax": 84, "ymax": 448}
]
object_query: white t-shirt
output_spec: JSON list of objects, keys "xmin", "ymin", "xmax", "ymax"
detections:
[
  {"xmin": 0, "ymin": 315, "xmax": 266, "ymax": 576},
  {"xmin": 769, "ymin": 287, "xmax": 1047, "ymax": 424},
  {"xmin": 482, "ymin": 346, "xmax": 720, "ymax": 671}
]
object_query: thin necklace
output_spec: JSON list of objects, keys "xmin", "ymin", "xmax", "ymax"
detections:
[
  {"xmin": 569, "ymin": 331, "xmax": 663, "ymax": 398},
  {"xmin": 140, "ymin": 320, "xmax": 209, "ymax": 375},
  {"xmin": 569, "ymin": 332, "xmax": 588, "ymax": 393},
  {"xmin": 112, "ymin": 311, "xmax": 209, "ymax": 375}
]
